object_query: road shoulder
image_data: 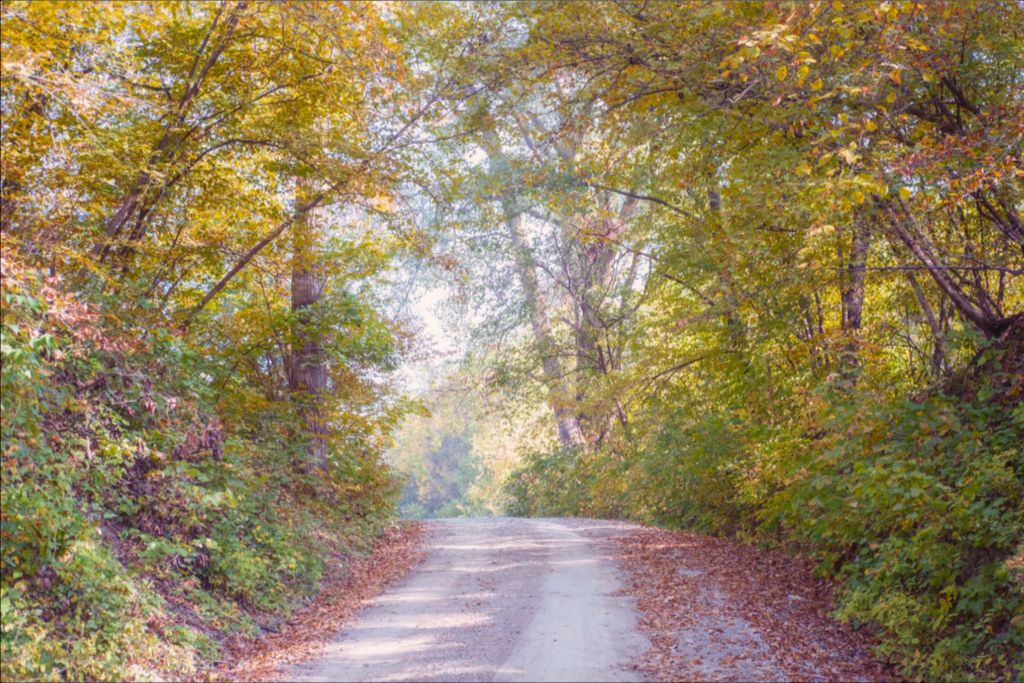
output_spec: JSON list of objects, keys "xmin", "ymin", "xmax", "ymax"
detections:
[{"xmin": 611, "ymin": 525, "xmax": 894, "ymax": 681}]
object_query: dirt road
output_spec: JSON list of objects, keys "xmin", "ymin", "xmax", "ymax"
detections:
[{"xmin": 289, "ymin": 517, "xmax": 648, "ymax": 682}]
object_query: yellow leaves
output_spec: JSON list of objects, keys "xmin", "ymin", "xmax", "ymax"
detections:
[
  {"xmin": 854, "ymin": 173, "xmax": 886, "ymax": 197},
  {"xmin": 904, "ymin": 36, "xmax": 930, "ymax": 52},
  {"xmin": 864, "ymin": 119, "xmax": 878, "ymax": 132},
  {"xmin": 797, "ymin": 64, "xmax": 811, "ymax": 86},
  {"xmin": 810, "ymin": 78, "xmax": 824, "ymax": 91},
  {"xmin": 888, "ymin": 69, "xmax": 902, "ymax": 86},
  {"xmin": 776, "ymin": 65, "xmax": 789, "ymax": 81},
  {"xmin": 370, "ymin": 194, "xmax": 397, "ymax": 214},
  {"xmin": 808, "ymin": 223, "xmax": 836, "ymax": 238},
  {"xmin": 795, "ymin": 245, "xmax": 816, "ymax": 268},
  {"xmin": 852, "ymin": 190, "xmax": 866, "ymax": 205},
  {"xmin": 721, "ymin": 42, "xmax": 764, "ymax": 71},
  {"xmin": 899, "ymin": 187, "xmax": 912, "ymax": 200}
]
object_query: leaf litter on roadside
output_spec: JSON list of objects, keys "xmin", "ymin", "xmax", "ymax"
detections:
[
  {"xmin": 211, "ymin": 522, "xmax": 427, "ymax": 682},
  {"xmin": 613, "ymin": 527, "xmax": 896, "ymax": 682}
]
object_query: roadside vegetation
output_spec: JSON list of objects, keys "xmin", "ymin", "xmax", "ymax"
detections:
[{"xmin": 2, "ymin": 3, "xmax": 425, "ymax": 678}]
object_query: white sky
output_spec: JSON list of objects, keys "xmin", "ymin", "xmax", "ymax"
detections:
[{"xmin": 394, "ymin": 284, "xmax": 465, "ymax": 396}]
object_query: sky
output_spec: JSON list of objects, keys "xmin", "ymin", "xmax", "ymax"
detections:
[{"xmin": 393, "ymin": 283, "xmax": 464, "ymax": 396}]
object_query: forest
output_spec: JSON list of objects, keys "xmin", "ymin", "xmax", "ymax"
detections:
[{"xmin": 1, "ymin": 1, "xmax": 1021, "ymax": 681}]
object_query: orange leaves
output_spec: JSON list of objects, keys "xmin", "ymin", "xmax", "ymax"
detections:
[{"xmin": 614, "ymin": 526, "xmax": 894, "ymax": 682}]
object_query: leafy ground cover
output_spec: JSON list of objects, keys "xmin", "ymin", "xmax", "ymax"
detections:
[{"xmin": 612, "ymin": 526, "xmax": 894, "ymax": 682}]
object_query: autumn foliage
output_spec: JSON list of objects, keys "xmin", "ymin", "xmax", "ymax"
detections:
[
  {"xmin": 2, "ymin": 2, "xmax": 419, "ymax": 679},
  {"xmin": 1, "ymin": 1, "xmax": 1022, "ymax": 681}
]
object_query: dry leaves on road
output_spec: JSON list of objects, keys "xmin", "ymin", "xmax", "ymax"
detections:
[
  {"xmin": 213, "ymin": 521, "xmax": 427, "ymax": 682},
  {"xmin": 614, "ymin": 527, "xmax": 895, "ymax": 682}
]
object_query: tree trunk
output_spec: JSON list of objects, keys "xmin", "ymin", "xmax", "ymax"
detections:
[
  {"xmin": 482, "ymin": 129, "xmax": 587, "ymax": 450},
  {"xmin": 288, "ymin": 177, "xmax": 328, "ymax": 472},
  {"xmin": 567, "ymin": 192, "xmax": 637, "ymax": 444},
  {"xmin": 838, "ymin": 218, "xmax": 871, "ymax": 381},
  {"xmin": 907, "ymin": 272, "xmax": 950, "ymax": 377},
  {"xmin": 708, "ymin": 188, "xmax": 746, "ymax": 350},
  {"xmin": 506, "ymin": 210, "xmax": 587, "ymax": 450}
]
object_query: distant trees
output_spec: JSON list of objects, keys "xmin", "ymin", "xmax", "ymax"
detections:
[{"xmin": 399, "ymin": 434, "xmax": 477, "ymax": 518}]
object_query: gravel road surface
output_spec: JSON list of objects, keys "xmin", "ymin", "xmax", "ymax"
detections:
[{"xmin": 289, "ymin": 517, "xmax": 648, "ymax": 682}]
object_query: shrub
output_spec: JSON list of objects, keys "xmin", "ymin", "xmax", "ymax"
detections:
[
  {"xmin": 1, "ymin": 254, "xmax": 400, "ymax": 680},
  {"xmin": 766, "ymin": 389, "xmax": 1024, "ymax": 680}
]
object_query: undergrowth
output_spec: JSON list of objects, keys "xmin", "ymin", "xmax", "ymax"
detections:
[{"xmin": 1, "ymin": 254, "xmax": 400, "ymax": 681}]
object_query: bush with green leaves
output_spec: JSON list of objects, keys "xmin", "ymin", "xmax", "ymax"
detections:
[
  {"xmin": 504, "ymin": 447, "xmax": 592, "ymax": 518},
  {"xmin": 1, "ymin": 254, "xmax": 400, "ymax": 681},
  {"xmin": 765, "ymin": 385, "xmax": 1024, "ymax": 680}
]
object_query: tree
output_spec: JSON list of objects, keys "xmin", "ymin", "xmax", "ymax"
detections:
[{"xmin": 288, "ymin": 177, "xmax": 329, "ymax": 471}]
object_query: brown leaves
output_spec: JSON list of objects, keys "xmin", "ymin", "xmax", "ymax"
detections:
[
  {"xmin": 613, "ymin": 527, "xmax": 894, "ymax": 682},
  {"xmin": 212, "ymin": 521, "xmax": 427, "ymax": 682}
]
